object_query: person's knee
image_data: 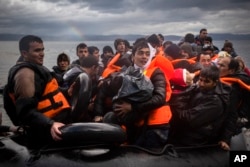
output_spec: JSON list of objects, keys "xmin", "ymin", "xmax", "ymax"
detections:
[{"xmin": 136, "ymin": 127, "xmax": 169, "ymax": 148}]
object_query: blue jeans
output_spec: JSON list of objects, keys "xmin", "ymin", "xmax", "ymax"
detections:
[{"xmin": 135, "ymin": 126, "xmax": 169, "ymax": 148}]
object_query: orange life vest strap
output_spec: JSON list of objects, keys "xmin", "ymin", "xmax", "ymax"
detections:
[
  {"xmin": 220, "ymin": 77, "xmax": 250, "ymax": 91},
  {"xmin": 102, "ymin": 53, "xmax": 122, "ymax": 78},
  {"xmin": 171, "ymin": 58, "xmax": 196, "ymax": 66},
  {"xmin": 37, "ymin": 78, "xmax": 70, "ymax": 118}
]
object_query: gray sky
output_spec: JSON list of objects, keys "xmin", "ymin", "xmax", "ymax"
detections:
[{"xmin": 1, "ymin": 0, "xmax": 250, "ymax": 38}]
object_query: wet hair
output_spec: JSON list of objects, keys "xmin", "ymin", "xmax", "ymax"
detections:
[
  {"xmin": 132, "ymin": 39, "xmax": 149, "ymax": 56},
  {"xmin": 88, "ymin": 46, "xmax": 99, "ymax": 55},
  {"xmin": 19, "ymin": 35, "xmax": 43, "ymax": 52},
  {"xmin": 76, "ymin": 43, "xmax": 87, "ymax": 52},
  {"xmin": 200, "ymin": 65, "xmax": 219, "ymax": 82},
  {"xmin": 79, "ymin": 55, "xmax": 99, "ymax": 68},
  {"xmin": 57, "ymin": 53, "xmax": 70, "ymax": 65}
]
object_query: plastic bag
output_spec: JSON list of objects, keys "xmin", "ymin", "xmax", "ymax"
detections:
[{"xmin": 113, "ymin": 66, "xmax": 154, "ymax": 102}]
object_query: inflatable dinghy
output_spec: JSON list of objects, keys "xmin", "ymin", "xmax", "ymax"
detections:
[{"xmin": 1, "ymin": 123, "xmax": 250, "ymax": 167}]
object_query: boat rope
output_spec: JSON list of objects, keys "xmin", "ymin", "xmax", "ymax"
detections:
[
  {"xmin": 24, "ymin": 142, "xmax": 220, "ymax": 161},
  {"xmin": 121, "ymin": 144, "xmax": 179, "ymax": 157},
  {"xmin": 120, "ymin": 143, "xmax": 220, "ymax": 157},
  {"xmin": 174, "ymin": 143, "xmax": 219, "ymax": 150}
]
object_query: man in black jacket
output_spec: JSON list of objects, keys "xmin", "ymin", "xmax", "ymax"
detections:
[
  {"xmin": 169, "ymin": 65, "xmax": 237, "ymax": 150},
  {"xmin": 218, "ymin": 56, "xmax": 250, "ymax": 132}
]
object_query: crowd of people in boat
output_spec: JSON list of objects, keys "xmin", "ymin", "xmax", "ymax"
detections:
[{"xmin": 1, "ymin": 28, "xmax": 250, "ymax": 151}]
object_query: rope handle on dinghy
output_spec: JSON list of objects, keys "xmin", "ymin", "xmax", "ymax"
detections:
[
  {"xmin": 30, "ymin": 143, "xmax": 178, "ymax": 157},
  {"xmin": 121, "ymin": 144, "xmax": 179, "ymax": 157},
  {"xmin": 174, "ymin": 143, "xmax": 219, "ymax": 150},
  {"xmin": 120, "ymin": 143, "xmax": 220, "ymax": 157},
  {"xmin": 29, "ymin": 143, "xmax": 220, "ymax": 158},
  {"xmin": 25, "ymin": 143, "xmax": 221, "ymax": 164}
]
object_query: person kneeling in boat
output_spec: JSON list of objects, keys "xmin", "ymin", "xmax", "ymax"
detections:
[
  {"xmin": 3, "ymin": 35, "xmax": 75, "ymax": 147},
  {"xmin": 63, "ymin": 55, "xmax": 99, "ymax": 122},
  {"xmin": 168, "ymin": 65, "xmax": 236, "ymax": 151},
  {"xmin": 96, "ymin": 39, "xmax": 172, "ymax": 149}
]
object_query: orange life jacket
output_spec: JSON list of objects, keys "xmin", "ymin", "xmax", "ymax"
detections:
[
  {"xmin": 171, "ymin": 58, "xmax": 200, "ymax": 80},
  {"xmin": 37, "ymin": 78, "xmax": 71, "ymax": 118},
  {"xmin": 189, "ymin": 56, "xmax": 197, "ymax": 61},
  {"xmin": 147, "ymin": 54, "xmax": 174, "ymax": 101},
  {"xmin": 211, "ymin": 54, "xmax": 219, "ymax": 61},
  {"xmin": 102, "ymin": 53, "xmax": 121, "ymax": 78},
  {"xmin": 220, "ymin": 77, "xmax": 250, "ymax": 110},
  {"xmin": 171, "ymin": 58, "xmax": 196, "ymax": 67},
  {"xmin": 142, "ymin": 67, "xmax": 172, "ymax": 125},
  {"xmin": 7, "ymin": 63, "xmax": 70, "ymax": 119},
  {"xmin": 159, "ymin": 46, "xmax": 164, "ymax": 53},
  {"xmin": 220, "ymin": 77, "xmax": 250, "ymax": 91},
  {"xmin": 156, "ymin": 48, "xmax": 165, "ymax": 57}
]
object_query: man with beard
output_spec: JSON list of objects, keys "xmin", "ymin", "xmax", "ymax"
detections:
[
  {"xmin": 218, "ymin": 56, "xmax": 250, "ymax": 133},
  {"xmin": 168, "ymin": 65, "xmax": 236, "ymax": 151}
]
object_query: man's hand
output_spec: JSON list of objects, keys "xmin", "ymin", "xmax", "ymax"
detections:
[
  {"xmin": 93, "ymin": 116, "xmax": 103, "ymax": 122},
  {"xmin": 50, "ymin": 122, "xmax": 65, "ymax": 141},
  {"xmin": 68, "ymin": 82, "xmax": 76, "ymax": 97},
  {"xmin": 113, "ymin": 101, "xmax": 132, "ymax": 118},
  {"xmin": 218, "ymin": 140, "xmax": 230, "ymax": 151}
]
